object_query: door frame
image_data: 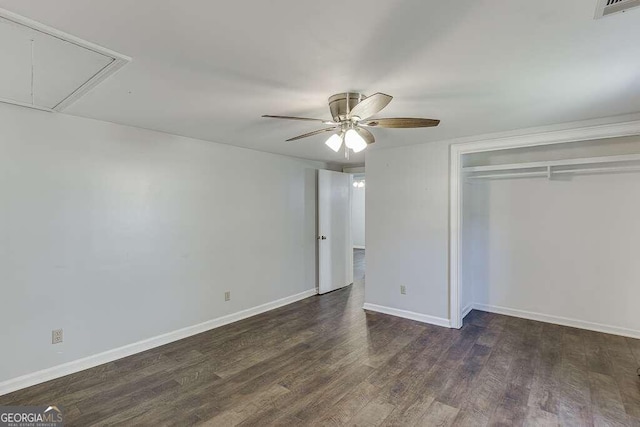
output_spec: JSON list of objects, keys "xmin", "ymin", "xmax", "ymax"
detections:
[{"xmin": 449, "ymin": 119, "xmax": 640, "ymax": 328}]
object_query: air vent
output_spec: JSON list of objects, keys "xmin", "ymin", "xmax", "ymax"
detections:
[
  {"xmin": 0, "ymin": 8, "xmax": 130, "ymax": 112},
  {"xmin": 595, "ymin": 0, "xmax": 640, "ymax": 18}
]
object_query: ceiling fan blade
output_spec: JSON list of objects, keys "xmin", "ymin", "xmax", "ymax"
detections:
[
  {"xmin": 361, "ymin": 118, "xmax": 440, "ymax": 128},
  {"xmin": 348, "ymin": 93, "xmax": 393, "ymax": 121},
  {"xmin": 355, "ymin": 127, "xmax": 375, "ymax": 145},
  {"xmin": 262, "ymin": 115, "xmax": 336, "ymax": 125},
  {"xmin": 286, "ymin": 127, "xmax": 339, "ymax": 142}
]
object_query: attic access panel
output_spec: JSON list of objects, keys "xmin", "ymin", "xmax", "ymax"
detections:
[{"xmin": 0, "ymin": 8, "xmax": 130, "ymax": 112}]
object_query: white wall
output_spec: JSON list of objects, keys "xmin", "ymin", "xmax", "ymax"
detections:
[
  {"xmin": 351, "ymin": 178, "xmax": 365, "ymax": 248},
  {"xmin": 464, "ymin": 171, "xmax": 640, "ymax": 333},
  {"xmin": 0, "ymin": 103, "xmax": 322, "ymax": 384},
  {"xmin": 365, "ymin": 142, "xmax": 450, "ymax": 319}
]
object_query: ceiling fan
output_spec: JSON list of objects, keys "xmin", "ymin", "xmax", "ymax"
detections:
[{"xmin": 262, "ymin": 92, "xmax": 440, "ymax": 156}]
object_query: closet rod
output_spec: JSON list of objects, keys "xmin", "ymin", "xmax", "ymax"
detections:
[
  {"xmin": 552, "ymin": 165, "xmax": 640, "ymax": 176},
  {"xmin": 467, "ymin": 171, "xmax": 548, "ymax": 180}
]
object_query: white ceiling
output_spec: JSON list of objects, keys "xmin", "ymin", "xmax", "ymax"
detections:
[{"xmin": 1, "ymin": 0, "xmax": 640, "ymax": 164}]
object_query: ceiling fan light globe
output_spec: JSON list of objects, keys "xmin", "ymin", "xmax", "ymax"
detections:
[
  {"xmin": 345, "ymin": 129, "xmax": 367, "ymax": 153},
  {"xmin": 325, "ymin": 133, "xmax": 343, "ymax": 152}
]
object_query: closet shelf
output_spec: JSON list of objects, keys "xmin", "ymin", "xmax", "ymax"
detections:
[{"xmin": 464, "ymin": 153, "xmax": 640, "ymax": 180}]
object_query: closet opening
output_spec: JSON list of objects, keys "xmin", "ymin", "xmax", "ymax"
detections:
[{"xmin": 450, "ymin": 126, "xmax": 640, "ymax": 337}]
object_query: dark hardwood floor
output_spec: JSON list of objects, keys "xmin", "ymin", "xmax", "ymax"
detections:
[{"xmin": 2, "ymin": 249, "xmax": 640, "ymax": 426}]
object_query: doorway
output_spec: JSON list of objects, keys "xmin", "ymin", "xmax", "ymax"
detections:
[
  {"xmin": 316, "ymin": 169, "xmax": 366, "ymax": 295},
  {"xmin": 317, "ymin": 170, "xmax": 353, "ymax": 294}
]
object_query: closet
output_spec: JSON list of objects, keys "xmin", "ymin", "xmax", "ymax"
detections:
[{"xmin": 461, "ymin": 135, "xmax": 640, "ymax": 335}]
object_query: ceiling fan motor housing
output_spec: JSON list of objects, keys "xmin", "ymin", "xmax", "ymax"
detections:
[{"xmin": 328, "ymin": 92, "xmax": 367, "ymax": 122}]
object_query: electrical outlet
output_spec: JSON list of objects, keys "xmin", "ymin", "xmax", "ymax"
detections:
[
  {"xmin": 52, "ymin": 329, "xmax": 63, "ymax": 344},
  {"xmin": 400, "ymin": 285, "xmax": 407, "ymax": 295},
  {"xmin": 224, "ymin": 291, "xmax": 231, "ymax": 302}
]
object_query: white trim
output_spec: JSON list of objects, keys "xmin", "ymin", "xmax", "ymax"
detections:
[
  {"xmin": 53, "ymin": 59, "xmax": 129, "ymax": 111},
  {"xmin": 353, "ymin": 245, "xmax": 365, "ymax": 250},
  {"xmin": 473, "ymin": 303, "xmax": 640, "ymax": 340},
  {"xmin": 0, "ymin": 8, "xmax": 131, "ymax": 112},
  {"xmin": 0, "ymin": 288, "xmax": 316, "ymax": 396},
  {"xmin": 344, "ymin": 166, "xmax": 365, "ymax": 174},
  {"xmin": 363, "ymin": 303, "xmax": 451, "ymax": 328},
  {"xmin": 451, "ymin": 119, "xmax": 640, "ymax": 154},
  {"xmin": 0, "ymin": 97, "xmax": 54, "ymax": 113},
  {"xmin": 449, "ymin": 118, "xmax": 640, "ymax": 330},
  {"xmin": 0, "ymin": 8, "xmax": 130, "ymax": 60},
  {"xmin": 461, "ymin": 304, "xmax": 473, "ymax": 319},
  {"xmin": 449, "ymin": 143, "xmax": 463, "ymax": 329}
]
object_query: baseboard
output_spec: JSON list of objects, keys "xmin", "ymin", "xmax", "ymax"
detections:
[
  {"xmin": 0, "ymin": 288, "xmax": 317, "ymax": 396},
  {"xmin": 353, "ymin": 245, "xmax": 365, "ymax": 250},
  {"xmin": 363, "ymin": 303, "xmax": 451, "ymax": 328},
  {"xmin": 461, "ymin": 303, "xmax": 473, "ymax": 319},
  {"xmin": 473, "ymin": 303, "xmax": 640, "ymax": 339}
]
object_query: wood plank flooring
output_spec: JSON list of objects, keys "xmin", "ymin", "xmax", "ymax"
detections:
[{"xmin": 2, "ymin": 249, "xmax": 640, "ymax": 426}]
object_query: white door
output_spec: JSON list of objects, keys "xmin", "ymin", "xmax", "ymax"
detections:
[{"xmin": 318, "ymin": 170, "xmax": 353, "ymax": 294}]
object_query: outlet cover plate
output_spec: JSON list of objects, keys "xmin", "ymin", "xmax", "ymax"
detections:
[{"xmin": 52, "ymin": 329, "xmax": 63, "ymax": 344}]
